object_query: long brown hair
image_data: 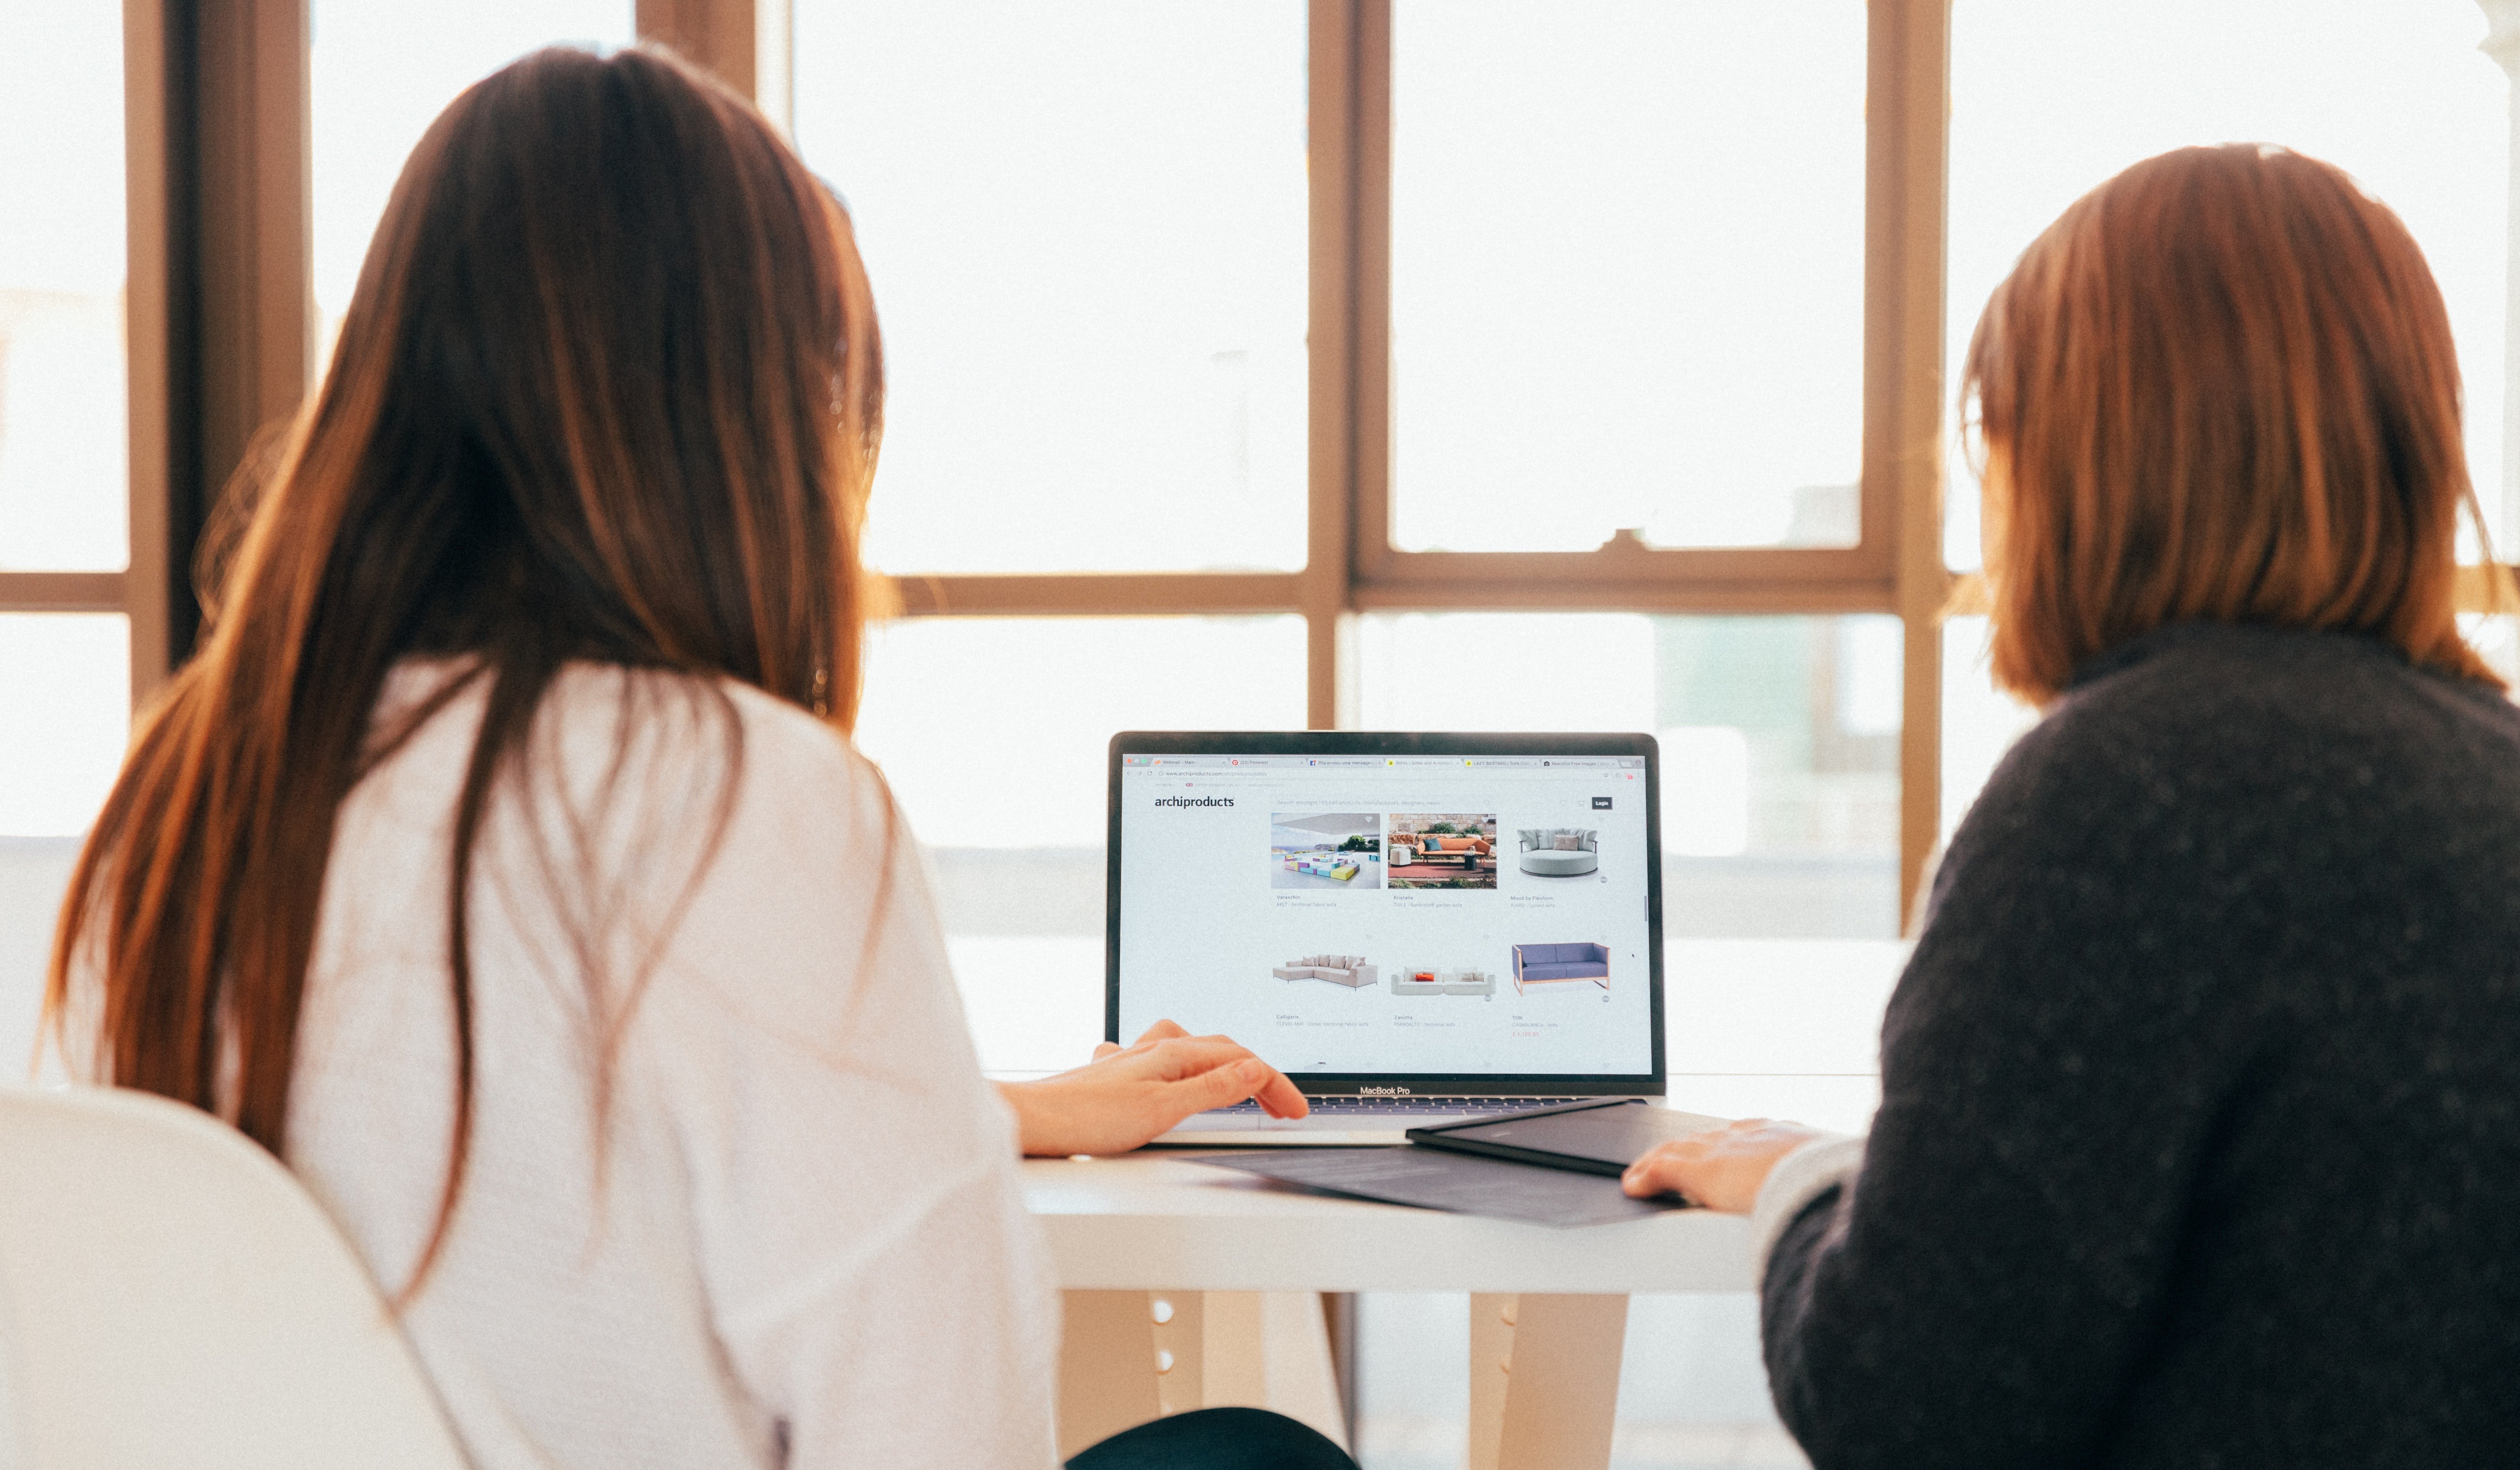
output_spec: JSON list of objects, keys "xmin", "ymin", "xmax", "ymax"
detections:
[
  {"xmin": 1962, "ymin": 144, "xmax": 2497, "ymax": 703},
  {"xmin": 47, "ymin": 46, "xmax": 884, "ymax": 1287}
]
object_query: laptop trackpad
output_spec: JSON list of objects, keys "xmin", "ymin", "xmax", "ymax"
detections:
[{"xmin": 1166, "ymin": 1110, "xmax": 1477, "ymax": 1132}]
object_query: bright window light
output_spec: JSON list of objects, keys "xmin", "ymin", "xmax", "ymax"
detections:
[
  {"xmin": 1659, "ymin": 726, "xmax": 1751, "ymax": 858},
  {"xmin": 0, "ymin": 0, "xmax": 127, "ymax": 572},
  {"xmin": 0, "ymin": 614, "xmax": 129, "ymax": 836},
  {"xmin": 1391, "ymin": 0, "xmax": 1866, "ymax": 553},
  {"xmin": 1947, "ymin": 0, "xmax": 2511, "ymax": 568},
  {"xmin": 1357, "ymin": 613, "xmax": 1658, "ymax": 733},
  {"xmin": 1939, "ymin": 616, "xmax": 2040, "ymax": 841},
  {"xmin": 792, "ymin": 1, "xmax": 1309, "ymax": 575}
]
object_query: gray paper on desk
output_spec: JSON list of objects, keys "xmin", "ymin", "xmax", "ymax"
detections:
[{"xmin": 1188, "ymin": 1147, "xmax": 1684, "ymax": 1228}]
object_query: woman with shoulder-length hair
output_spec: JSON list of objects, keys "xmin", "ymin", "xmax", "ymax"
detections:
[
  {"xmin": 1624, "ymin": 144, "xmax": 2520, "ymax": 1463},
  {"xmin": 47, "ymin": 45, "xmax": 1347, "ymax": 1470}
]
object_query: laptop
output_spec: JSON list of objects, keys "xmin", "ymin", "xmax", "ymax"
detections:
[{"xmin": 1108, "ymin": 732, "xmax": 1666, "ymax": 1146}]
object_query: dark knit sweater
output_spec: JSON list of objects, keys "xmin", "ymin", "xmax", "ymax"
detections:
[{"xmin": 1763, "ymin": 622, "xmax": 2520, "ymax": 1468}]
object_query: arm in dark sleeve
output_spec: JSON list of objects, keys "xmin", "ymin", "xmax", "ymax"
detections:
[{"xmin": 1760, "ymin": 714, "xmax": 2263, "ymax": 1468}]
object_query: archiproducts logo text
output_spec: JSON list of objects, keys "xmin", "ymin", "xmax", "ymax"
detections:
[{"xmin": 1153, "ymin": 796, "xmax": 1235, "ymax": 808}]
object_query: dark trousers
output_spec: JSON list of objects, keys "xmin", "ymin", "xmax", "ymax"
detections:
[{"xmin": 1065, "ymin": 1407, "xmax": 1359, "ymax": 1470}]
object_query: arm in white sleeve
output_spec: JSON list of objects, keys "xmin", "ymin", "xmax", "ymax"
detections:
[{"xmin": 634, "ymin": 694, "xmax": 1059, "ymax": 1469}]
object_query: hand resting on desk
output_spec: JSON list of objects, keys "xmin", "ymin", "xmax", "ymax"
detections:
[
  {"xmin": 1621, "ymin": 1117, "xmax": 1825, "ymax": 1212},
  {"xmin": 995, "ymin": 1019, "xmax": 1309, "ymax": 1156}
]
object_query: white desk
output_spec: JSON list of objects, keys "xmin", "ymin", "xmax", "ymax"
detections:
[
  {"xmin": 1027, "ymin": 1150, "xmax": 1752, "ymax": 1469},
  {"xmin": 1028, "ymin": 1151, "xmax": 1750, "ymax": 1295},
  {"xmin": 1013, "ymin": 946, "xmax": 1902, "ymax": 1467}
]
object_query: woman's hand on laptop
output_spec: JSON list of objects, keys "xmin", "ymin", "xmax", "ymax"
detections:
[
  {"xmin": 1620, "ymin": 1118, "xmax": 1824, "ymax": 1212},
  {"xmin": 996, "ymin": 1020, "xmax": 1308, "ymax": 1157}
]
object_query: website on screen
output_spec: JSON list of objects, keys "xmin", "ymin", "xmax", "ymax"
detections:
[{"xmin": 1116, "ymin": 753, "xmax": 1655, "ymax": 1076}]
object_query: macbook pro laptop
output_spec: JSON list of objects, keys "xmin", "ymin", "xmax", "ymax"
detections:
[{"xmin": 1108, "ymin": 732, "xmax": 1666, "ymax": 1146}]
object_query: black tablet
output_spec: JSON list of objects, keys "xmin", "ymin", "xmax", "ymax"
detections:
[{"xmin": 1407, "ymin": 1098, "xmax": 1728, "ymax": 1176}]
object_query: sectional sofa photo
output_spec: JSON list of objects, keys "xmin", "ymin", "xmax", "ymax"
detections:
[
  {"xmin": 1282, "ymin": 851, "xmax": 1364, "ymax": 881},
  {"xmin": 1273, "ymin": 954, "xmax": 1377, "ymax": 988}
]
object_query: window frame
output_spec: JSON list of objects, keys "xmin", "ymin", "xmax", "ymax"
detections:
[
  {"xmin": 0, "ymin": 0, "xmax": 311, "ymax": 714},
  {"xmin": 883, "ymin": 0, "xmax": 1956, "ymax": 921},
  {"xmin": 53, "ymin": 0, "xmax": 2520, "ymax": 926}
]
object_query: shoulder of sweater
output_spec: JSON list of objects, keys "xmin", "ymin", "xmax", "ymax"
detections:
[
  {"xmin": 1935, "ymin": 627, "xmax": 2520, "ymax": 929},
  {"xmin": 2013, "ymin": 623, "xmax": 2516, "ymax": 784}
]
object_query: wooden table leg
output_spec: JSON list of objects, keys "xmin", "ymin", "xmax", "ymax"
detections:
[
  {"xmin": 1057, "ymin": 1291, "xmax": 1351, "ymax": 1458},
  {"xmin": 1468, "ymin": 1292, "xmax": 1629, "ymax": 1470},
  {"xmin": 1255, "ymin": 1291, "xmax": 1349, "ymax": 1449},
  {"xmin": 1057, "ymin": 1290, "xmax": 1162, "ymax": 1460}
]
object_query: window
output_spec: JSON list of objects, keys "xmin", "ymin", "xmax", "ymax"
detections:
[
  {"xmin": 787, "ymin": 0, "xmax": 1952, "ymax": 992},
  {"xmin": 1937, "ymin": 0, "xmax": 2517, "ymax": 825},
  {"xmin": 792, "ymin": 2, "xmax": 1310, "ymax": 574},
  {"xmin": 0, "ymin": 614, "xmax": 130, "ymax": 837},
  {"xmin": 1389, "ymin": 2, "xmax": 1868, "ymax": 554},
  {"xmin": 852, "ymin": 615, "xmax": 1307, "ymax": 1069},
  {"xmin": 0, "ymin": 5, "xmax": 127, "ymax": 577},
  {"xmin": 0, "ymin": 2, "xmax": 130, "ymax": 836},
  {"xmin": 1945, "ymin": 0, "xmax": 2511, "ymax": 571},
  {"xmin": 24, "ymin": 0, "xmax": 2511, "ymax": 984},
  {"xmin": 1356, "ymin": 613, "xmax": 1901, "ymax": 937}
]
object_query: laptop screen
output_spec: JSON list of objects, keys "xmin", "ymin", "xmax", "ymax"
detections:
[{"xmin": 1108, "ymin": 736, "xmax": 1662, "ymax": 1091}]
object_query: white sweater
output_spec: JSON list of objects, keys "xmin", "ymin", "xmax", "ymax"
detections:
[{"xmin": 238, "ymin": 662, "xmax": 1055, "ymax": 1467}]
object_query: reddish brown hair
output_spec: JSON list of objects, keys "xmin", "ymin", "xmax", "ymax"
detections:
[
  {"xmin": 48, "ymin": 47, "xmax": 884, "ymax": 1290},
  {"xmin": 1962, "ymin": 144, "xmax": 2497, "ymax": 703}
]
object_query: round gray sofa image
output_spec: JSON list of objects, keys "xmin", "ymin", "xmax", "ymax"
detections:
[{"xmin": 1517, "ymin": 827, "xmax": 1599, "ymax": 876}]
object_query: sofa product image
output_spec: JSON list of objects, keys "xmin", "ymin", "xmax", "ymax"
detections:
[
  {"xmin": 1395, "ymin": 835, "xmax": 1491, "ymax": 870},
  {"xmin": 1283, "ymin": 851, "xmax": 1362, "ymax": 881},
  {"xmin": 1516, "ymin": 828, "xmax": 1599, "ymax": 877},
  {"xmin": 1387, "ymin": 968, "xmax": 1497, "ymax": 997},
  {"xmin": 1274, "ymin": 955, "xmax": 1377, "ymax": 989},
  {"xmin": 1511, "ymin": 942, "xmax": 1610, "ymax": 993}
]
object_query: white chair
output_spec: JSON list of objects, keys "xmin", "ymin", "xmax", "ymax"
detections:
[{"xmin": 0, "ymin": 1085, "xmax": 469, "ymax": 1470}]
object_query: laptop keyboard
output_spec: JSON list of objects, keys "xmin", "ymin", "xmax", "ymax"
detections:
[{"xmin": 1211, "ymin": 1096, "xmax": 1581, "ymax": 1115}]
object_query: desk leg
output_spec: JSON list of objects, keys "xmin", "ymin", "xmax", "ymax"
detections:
[
  {"xmin": 1467, "ymin": 1293, "xmax": 1628, "ymax": 1470},
  {"xmin": 1057, "ymin": 1291, "xmax": 1351, "ymax": 1458},
  {"xmin": 1057, "ymin": 1291, "xmax": 1162, "ymax": 1460},
  {"xmin": 1255, "ymin": 1291, "xmax": 1349, "ymax": 1449},
  {"xmin": 1177, "ymin": 1293, "xmax": 1350, "ymax": 1449}
]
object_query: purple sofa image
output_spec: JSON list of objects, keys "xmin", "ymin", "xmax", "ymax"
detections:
[{"xmin": 1511, "ymin": 942, "xmax": 1610, "ymax": 994}]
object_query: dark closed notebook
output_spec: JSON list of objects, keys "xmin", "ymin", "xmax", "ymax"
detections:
[
  {"xmin": 1189, "ymin": 1146, "xmax": 1682, "ymax": 1228},
  {"xmin": 1406, "ymin": 1097, "xmax": 1730, "ymax": 1176},
  {"xmin": 1187, "ymin": 1101, "xmax": 1735, "ymax": 1228}
]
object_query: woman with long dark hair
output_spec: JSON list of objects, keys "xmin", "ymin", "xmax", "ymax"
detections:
[
  {"xmin": 49, "ymin": 45, "xmax": 1345, "ymax": 1470},
  {"xmin": 1625, "ymin": 145, "xmax": 2520, "ymax": 1464}
]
